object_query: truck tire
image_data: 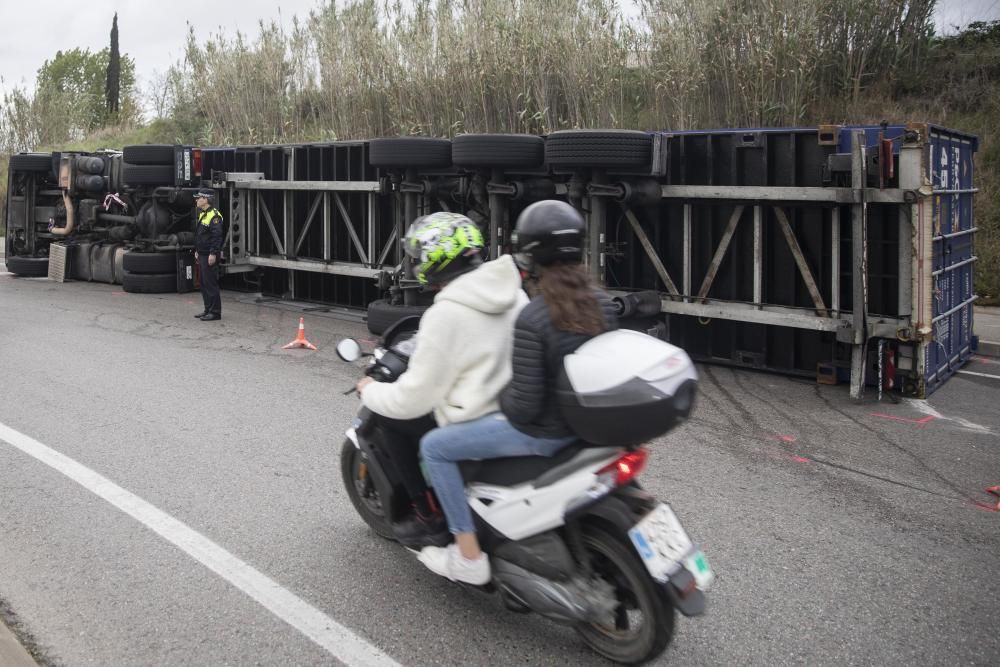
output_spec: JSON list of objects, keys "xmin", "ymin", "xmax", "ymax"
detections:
[
  {"xmin": 452, "ymin": 134, "xmax": 545, "ymax": 168},
  {"xmin": 368, "ymin": 137, "xmax": 452, "ymax": 169},
  {"xmin": 545, "ymin": 130, "xmax": 652, "ymax": 169},
  {"xmin": 121, "ymin": 270, "xmax": 177, "ymax": 294},
  {"xmin": 123, "ymin": 164, "xmax": 174, "ymax": 186},
  {"xmin": 123, "ymin": 250, "xmax": 178, "ymax": 275},
  {"xmin": 123, "ymin": 145, "xmax": 176, "ymax": 165},
  {"xmin": 9, "ymin": 153, "xmax": 54, "ymax": 173},
  {"xmin": 6, "ymin": 256, "xmax": 49, "ymax": 277},
  {"xmin": 366, "ymin": 299, "xmax": 429, "ymax": 335}
]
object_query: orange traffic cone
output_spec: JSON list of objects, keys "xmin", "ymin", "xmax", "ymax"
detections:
[{"xmin": 283, "ymin": 317, "xmax": 318, "ymax": 350}]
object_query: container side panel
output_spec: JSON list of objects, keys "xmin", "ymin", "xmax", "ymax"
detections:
[{"xmin": 924, "ymin": 129, "xmax": 977, "ymax": 395}]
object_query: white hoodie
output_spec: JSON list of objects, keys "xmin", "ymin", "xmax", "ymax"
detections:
[{"xmin": 361, "ymin": 255, "xmax": 529, "ymax": 426}]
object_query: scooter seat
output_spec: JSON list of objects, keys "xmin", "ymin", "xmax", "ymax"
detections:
[{"xmin": 458, "ymin": 444, "xmax": 619, "ymax": 488}]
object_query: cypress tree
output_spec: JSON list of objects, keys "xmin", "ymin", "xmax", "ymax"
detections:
[{"xmin": 105, "ymin": 13, "xmax": 120, "ymax": 118}]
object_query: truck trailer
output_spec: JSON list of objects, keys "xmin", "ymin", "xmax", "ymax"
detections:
[{"xmin": 4, "ymin": 124, "xmax": 979, "ymax": 398}]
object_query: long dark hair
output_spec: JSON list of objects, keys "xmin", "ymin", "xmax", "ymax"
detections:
[{"xmin": 536, "ymin": 262, "xmax": 604, "ymax": 335}]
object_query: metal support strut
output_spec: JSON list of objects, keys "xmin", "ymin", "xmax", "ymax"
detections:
[{"xmin": 849, "ymin": 131, "xmax": 869, "ymax": 400}]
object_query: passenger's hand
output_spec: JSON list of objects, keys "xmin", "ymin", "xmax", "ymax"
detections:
[
  {"xmin": 194, "ymin": 251, "xmax": 198, "ymax": 260},
  {"xmin": 208, "ymin": 254, "xmax": 216, "ymax": 266},
  {"xmin": 356, "ymin": 377, "xmax": 374, "ymax": 394}
]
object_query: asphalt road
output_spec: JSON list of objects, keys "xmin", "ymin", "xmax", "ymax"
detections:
[{"xmin": 1, "ymin": 274, "xmax": 998, "ymax": 666}]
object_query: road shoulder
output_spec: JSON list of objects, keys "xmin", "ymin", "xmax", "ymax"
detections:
[{"xmin": 0, "ymin": 618, "xmax": 37, "ymax": 667}]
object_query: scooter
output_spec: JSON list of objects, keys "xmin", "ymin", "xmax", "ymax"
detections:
[{"xmin": 336, "ymin": 316, "xmax": 713, "ymax": 665}]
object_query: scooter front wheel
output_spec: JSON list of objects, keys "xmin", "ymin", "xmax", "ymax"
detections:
[
  {"xmin": 575, "ymin": 523, "xmax": 676, "ymax": 664},
  {"xmin": 340, "ymin": 439, "xmax": 394, "ymax": 540}
]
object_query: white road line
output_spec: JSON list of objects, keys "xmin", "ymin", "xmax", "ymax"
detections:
[
  {"xmin": 904, "ymin": 399, "xmax": 994, "ymax": 434},
  {"xmin": 957, "ymin": 369, "xmax": 1000, "ymax": 380},
  {"xmin": 0, "ymin": 421, "xmax": 400, "ymax": 667}
]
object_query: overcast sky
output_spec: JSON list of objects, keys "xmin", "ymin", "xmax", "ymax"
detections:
[
  {"xmin": 0, "ymin": 0, "xmax": 320, "ymax": 94},
  {"xmin": 2, "ymin": 0, "xmax": 999, "ymax": 96}
]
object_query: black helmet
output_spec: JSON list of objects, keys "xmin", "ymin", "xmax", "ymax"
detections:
[{"xmin": 512, "ymin": 200, "xmax": 584, "ymax": 274}]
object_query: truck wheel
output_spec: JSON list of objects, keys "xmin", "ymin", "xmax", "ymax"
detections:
[
  {"xmin": 545, "ymin": 130, "xmax": 652, "ymax": 169},
  {"xmin": 368, "ymin": 137, "xmax": 452, "ymax": 169},
  {"xmin": 6, "ymin": 256, "xmax": 49, "ymax": 277},
  {"xmin": 123, "ymin": 250, "xmax": 178, "ymax": 274},
  {"xmin": 366, "ymin": 299, "xmax": 429, "ymax": 335},
  {"xmin": 123, "ymin": 164, "xmax": 174, "ymax": 186},
  {"xmin": 452, "ymin": 134, "xmax": 544, "ymax": 168},
  {"xmin": 123, "ymin": 145, "xmax": 176, "ymax": 165},
  {"xmin": 121, "ymin": 270, "xmax": 177, "ymax": 293},
  {"xmin": 9, "ymin": 153, "xmax": 54, "ymax": 173}
]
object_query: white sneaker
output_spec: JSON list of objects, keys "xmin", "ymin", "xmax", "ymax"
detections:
[{"xmin": 418, "ymin": 543, "xmax": 491, "ymax": 585}]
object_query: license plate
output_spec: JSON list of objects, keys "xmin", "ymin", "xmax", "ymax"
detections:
[{"xmin": 628, "ymin": 503, "xmax": 713, "ymax": 588}]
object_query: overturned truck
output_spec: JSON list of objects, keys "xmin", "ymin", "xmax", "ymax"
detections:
[
  {"xmin": 4, "ymin": 124, "xmax": 979, "ymax": 398},
  {"xmin": 5, "ymin": 145, "xmax": 201, "ymax": 291}
]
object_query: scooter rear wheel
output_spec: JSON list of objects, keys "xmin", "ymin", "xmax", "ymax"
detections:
[
  {"xmin": 574, "ymin": 524, "xmax": 676, "ymax": 664},
  {"xmin": 340, "ymin": 439, "xmax": 394, "ymax": 540}
]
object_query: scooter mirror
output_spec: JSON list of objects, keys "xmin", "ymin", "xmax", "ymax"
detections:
[{"xmin": 336, "ymin": 338, "xmax": 363, "ymax": 362}]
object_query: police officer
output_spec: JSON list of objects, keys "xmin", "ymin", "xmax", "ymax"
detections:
[{"xmin": 193, "ymin": 189, "xmax": 224, "ymax": 321}]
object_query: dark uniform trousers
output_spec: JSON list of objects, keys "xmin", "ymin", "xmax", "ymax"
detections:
[
  {"xmin": 198, "ymin": 252, "xmax": 221, "ymax": 317},
  {"xmin": 195, "ymin": 207, "xmax": 224, "ymax": 317}
]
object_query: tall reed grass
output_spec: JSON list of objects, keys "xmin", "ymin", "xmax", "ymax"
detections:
[{"xmin": 163, "ymin": 0, "xmax": 937, "ymax": 142}]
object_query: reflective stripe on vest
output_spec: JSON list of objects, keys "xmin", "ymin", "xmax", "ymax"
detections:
[{"xmin": 199, "ymin": 208, "xmax": 222, "ymax": 226}]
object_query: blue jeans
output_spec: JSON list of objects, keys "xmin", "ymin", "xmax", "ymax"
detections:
[{"xmin": 420, "ymin": 413, "xmax": 576, "ymax": 534}]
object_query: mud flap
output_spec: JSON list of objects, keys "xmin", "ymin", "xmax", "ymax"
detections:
[{"xmin": 663, "ymin": 568, "xmax": 706, "ymax": 616}]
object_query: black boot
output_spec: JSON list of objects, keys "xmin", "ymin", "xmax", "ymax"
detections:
[{"xmin": 392, "ymin": 508, "xmax": 450, "ymax": 548}]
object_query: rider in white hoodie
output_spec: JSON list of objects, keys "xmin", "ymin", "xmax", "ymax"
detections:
[
  {"xmin": 360, "ymin": 214, "xmax": 527, "ymax": 425},
  {"xmin": 357, "ymin": 213, "xmax": 528, "ymax": 581}
]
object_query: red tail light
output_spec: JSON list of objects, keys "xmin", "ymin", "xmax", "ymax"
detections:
[
  {"xmin": 598, "ymin": 449, "xmax": 649, "ymax": 486},
  {"xmin": 192, "ymin": 148, "xmax": 202, "ymax": 178}
]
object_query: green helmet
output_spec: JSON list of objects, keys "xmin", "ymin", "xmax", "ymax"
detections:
[{"xmin": 404, "ymin": 212, "xmax": 485, "ymax": 285}]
